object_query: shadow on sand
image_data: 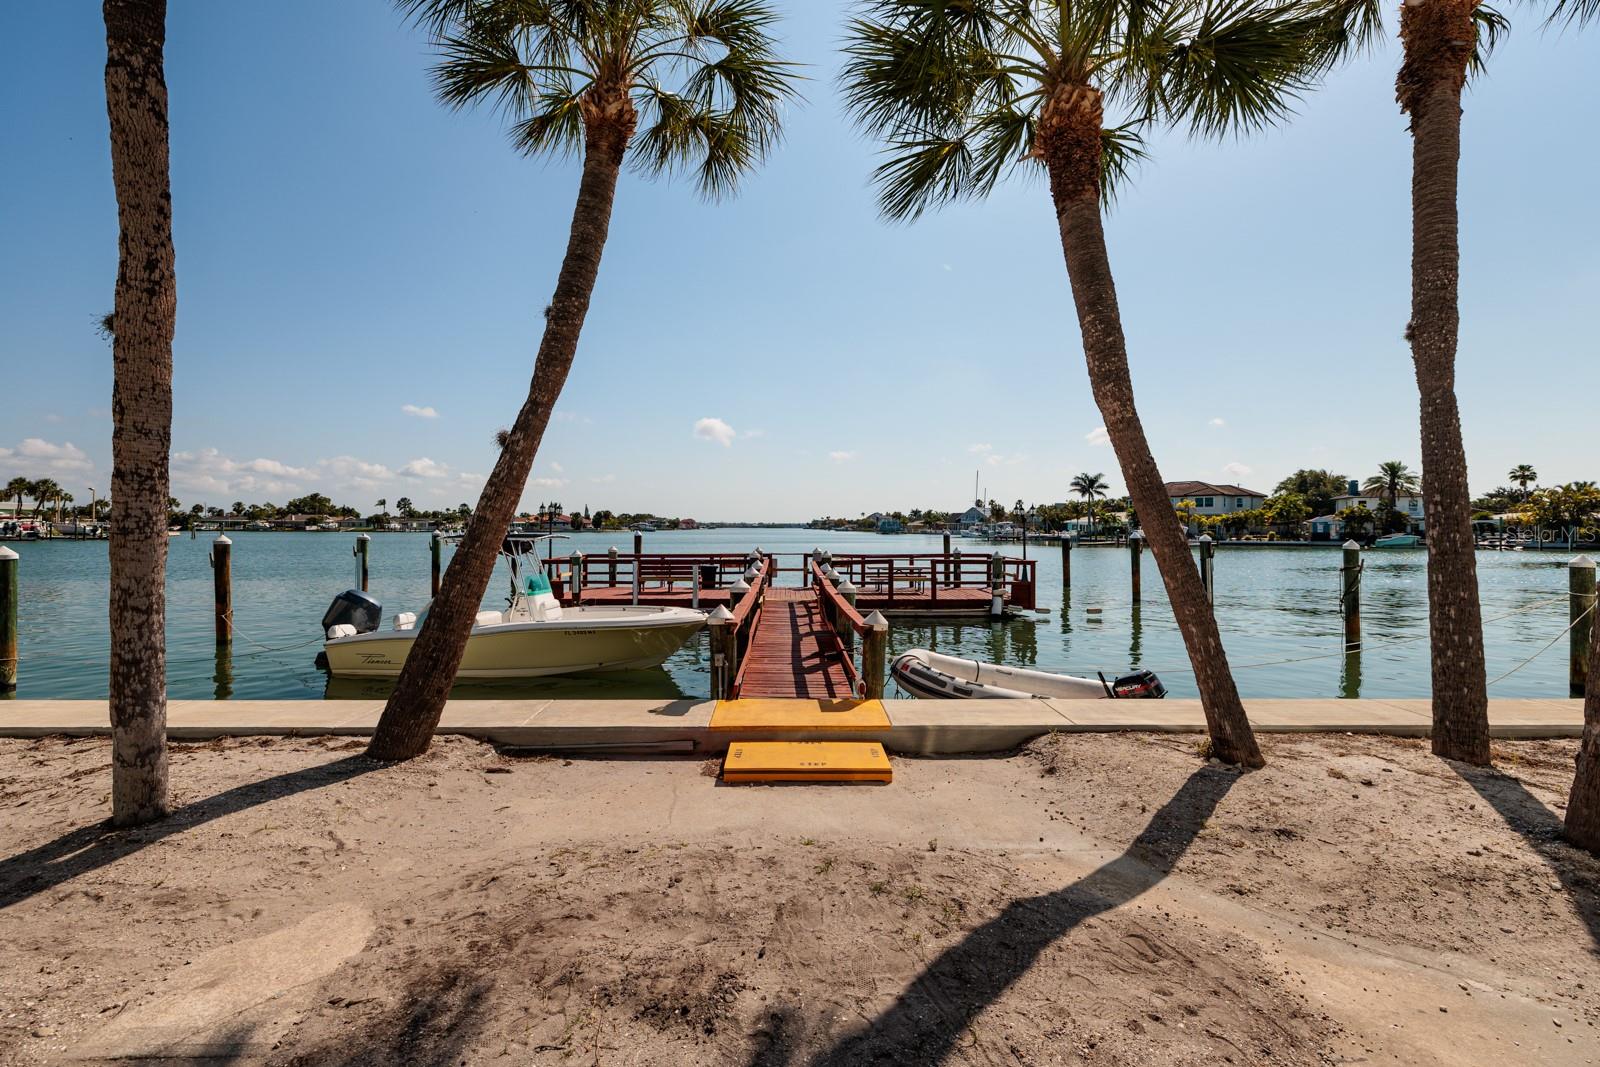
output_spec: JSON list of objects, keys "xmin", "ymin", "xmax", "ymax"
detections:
[
  {"xmin": 1453, "ymin": 761, "xmax": 1600, "ymax": 954},
  {"xmin": 0, "ymin": 753, "xmax": 379, "ymax": 912},
  {"xmin": 761, "ymin": 763, "xmax": 1241, "ymax": 1066}
]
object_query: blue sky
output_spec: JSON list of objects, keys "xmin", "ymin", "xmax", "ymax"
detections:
[{"xmin": 2, "ymin": 2, "xmax": 1596, "ymax": 521}]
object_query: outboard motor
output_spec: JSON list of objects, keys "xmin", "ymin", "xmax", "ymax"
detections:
[
  {"xmin": 322, "ymin": 589, "xmax": 382, "ymax": 637},
  {"xmin": 1109, "ymin": 669, "xmax": 1166, "ymax": 699}
]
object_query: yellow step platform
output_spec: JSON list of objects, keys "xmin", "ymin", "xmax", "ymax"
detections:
[
  {"xmin": 721, "ymin": 740, "xmax": 893, "ymax": 784},
  {"xmin": 710, "ymin": 699, "xmax": 891, "ymax": 731}
]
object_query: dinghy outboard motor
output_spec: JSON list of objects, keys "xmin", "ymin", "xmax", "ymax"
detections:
[
  {"xmin": 322, "ymin": 589, "xmax": 382, "ymax": 637},
  {"xmin": 1103, "ymin": 669, "xmax": 1166, "ymax": 699}
]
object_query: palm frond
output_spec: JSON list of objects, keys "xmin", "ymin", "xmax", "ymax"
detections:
[
  {"xmin": 1468, "ymin": 4, "xmax": 1511, "ymax": 78},
  {"xmin": 1099, "ymin": 121, "xmax": 1149, "ymax": 205},
  {"xmin": 1153, "ymin": 0, "xmax": 1318, "ymax": 138}
]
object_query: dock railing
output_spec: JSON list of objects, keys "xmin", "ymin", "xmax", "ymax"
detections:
[
  {"xmin": 810, "ymin": 559, "xmax": 888, "ymax": 698},
  {"xmin": 825, "ymin": 552, "xmax": 1036, "ymax": 610},
  {"xmin": 716, "ymin": 555, "xmax": 772, "ymax": 698}
]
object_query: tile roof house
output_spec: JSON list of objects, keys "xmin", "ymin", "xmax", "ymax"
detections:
[{"xmin": 1164, "ymin": 482, "xmax": 1268, "ymax": 515}]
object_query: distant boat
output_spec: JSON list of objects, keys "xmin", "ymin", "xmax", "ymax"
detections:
[
  {"xmin": 1373, "ymin": 532, "xmax": 1422, "ymax": 548},
  {"xmin": 630, "ymin": 522, "xmax": 657, "ymax": 533}
]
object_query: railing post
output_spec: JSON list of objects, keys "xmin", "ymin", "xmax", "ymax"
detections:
[
  {"xmin": 989, "ymin": 551, "xmax": 1005, "ymax": 619},
  {"xmin": 1571, "ymin": 555, "xmax": 1596, "ymax": 697},
  {"xmin": 569, "ymin": 550, "xmax": 584, "ymax": 603},
  {"xmin": 929, "ymin": 559, "xmax": 938, "ymax": 603},
  {"xmin": 838, "ymin": 579, "xmax": 858, "ymax": 652},
  {"xmin": 211, "ymin": 534, "xmax": 233, "ymax": 646},
  {"xmin": 0, "ymin": 546, "xmax": 17, "ymax": 690},
  {"xmin": 1128, "ymin": 531, "xmax": 1143, "ymax": 604},
  {"xmin": 354, "ymin": 533, "xmax": 371, "ymax": 592},
  {"xmin": 1197, "ymin": 534, "xmax": 1214, "ymax": 604},
  {"xmin": 430, "ymin": 531, "xmax": 442, "ymax": 597},
  {"xmin": 1342, "ymin": 539, "xmax": 1362, "ymax": 653},
  {"xmin": 863, "ymin": 609, "xmax": 889, "ymax": 699},
  {"xmin": 708, "ymin": 605, "xmax": 737, "ymax": 699}
]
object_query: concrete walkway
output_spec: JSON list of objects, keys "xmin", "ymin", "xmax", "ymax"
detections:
[{"xmin": 0, "ymin": 697, "xmax": 1583, "ymax": 755}]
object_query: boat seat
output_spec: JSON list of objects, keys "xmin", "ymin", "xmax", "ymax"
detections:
[
  {"xmin": 327, "ymin": 623, "xmax": 357, "ymax": 639},
  {"xmin": 474, "ymin": 610, "xmax": 503, "ymax": 627},
  {"xmin": 393, "ymin": 612, "xmax": 416, "ymax": 631}
]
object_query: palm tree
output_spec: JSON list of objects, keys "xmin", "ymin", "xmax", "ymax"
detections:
[
  {"xmin": 5, "ymin": 477, "xmax": 29, "ymax": 521},
  {"xmin": 842, "ymin": 1, "xmax": 1327, "ymax": 767},
  {"xmin": 368, "ymin": 0, "xmax": 799, "ymax": 761},
  {"xmin": 1508, "ymin": 464, "xmax": 1537, "ymax": 500},
  {"xmin": 1069, "ymin": 472, "xmax": 1108, "ymax": 533},
  {"xmin": 102, "ymin": 0, "xmax": 176, "ymax": 824},
  {"xmin": 1362, "ymin": 460, "xmax": 1420, "ymax": 508},
  {"xmin": 30, "ymin": 479, "xmax": 61, "ymax": 519}
]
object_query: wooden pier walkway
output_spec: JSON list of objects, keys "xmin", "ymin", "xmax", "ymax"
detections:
[{"xmin": 735, "ymin": 588, "xmax": 858, "ymax": 699}]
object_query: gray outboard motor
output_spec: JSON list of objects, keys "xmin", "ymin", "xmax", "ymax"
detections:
[{"xmin": 322, "ymin": 589, "xmax": 382, "ymax": 636}]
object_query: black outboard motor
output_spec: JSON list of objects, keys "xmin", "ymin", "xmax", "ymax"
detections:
[
  {"xmin": 1110, "ymin": 669, "xmax": 1166, "ymax": 699},
  {"xmin": 322, "ymin": 589, "xmax": 382, "ymax": 636}
]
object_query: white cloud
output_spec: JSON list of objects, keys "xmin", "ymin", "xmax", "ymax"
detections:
[
  {"xmin": 1085, "ymin": 426, "xmax": 1111, "ymax": 446},
  {"xmin": 530, "ymin": 476, "xmax": 568, "ymax": 488},
  {"xmin": 399, "ymin": 457, "xmax": 450, "ymax": 479},
  {"xmin": 985, "ymin": 454, "xmax": 1004, "ymax": 467},
  {"xmin": 170, "ymin": 448, "xmax": 312, "ymax": 497},
  {"xmin": 1208, "ymin": 417, "xmax": 1226, "ymax": 428},
  {"xmin": 549, "ymin": 461, "xmax": 564, "ymax": 473},
  {"xmin": 829, "ymin": 451, "xmax": 856, "ymax": 462},
  {"xmin": 401, "ymin": 404, "xmax": 439, "ymax": 419},
  {"xmin": 0, "ymin": 438, "xmax": 95, "ymax": 474},
  {"xmin": 1222, "ymin": 461, "xmax": 1254, "ymax": 478},
  {"xmin": 694, "ymin": 417, "xmax": 736, "ymax": 447},
  {"xmin": 968, "ymin": 443, "xmax": 992, "ymax": 454}
]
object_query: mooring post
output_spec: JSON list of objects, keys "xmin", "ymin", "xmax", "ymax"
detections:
[
  {"xmin": 1341, "ymin": 539, "xmax": 1362, "ymax": 653},
  {"xmin": 838, "ymin": 579, "xmax": 858, "ymax": 652},
  {"xmin": 633, "ymin": 530, "xmax": 643, "ymax": 557},
  {"xmin": 0, "ymin": 546, "xmax": 17, "ymax": 690},
  {"xmin": 354, "ymin": 533, "xmax": 371, "ymax": 592},
  {"xmin": 708, "ymin": 605, "xmax": 737, "ymax": 699},
  {"xmin": 1129, "ymin": 531, "xmax": 1144, "ymax": 604},
  {"xmin": 1060, "ymin": 534, "xmax": 1072, "ymax": 593},
  {"xmin": 569, "ymin": 550, "xmax": 584, "ymax": 603},
  {"xmin": 989, "ymin": 551, "xmax": 1005, "ymax": 619},
  {"xmin": 1197, "ymin": 534, "xmax": 1214, "ymax": 604},
  {"xmin": 1571, "ymin": 555, "xmax": 1596, "ymax": 697},
  {"xmin": 862, "ymin": 609, "xmax": 889, "ymax": 699},
  {"xmin": 607, "ymin": 545, "xmax": 619, "ymax": 587},
  {"xmin": 211, "ymin": 534, "xmax": 233, "ymax": 646},
  {"xmin": 430, "ymin": 531, "xmax": 442, "ymax": 597}
]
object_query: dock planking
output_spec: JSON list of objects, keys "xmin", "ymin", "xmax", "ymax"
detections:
[{"xmin": 737, "ymin": 588, "xmax": 858, "ymax": 699}]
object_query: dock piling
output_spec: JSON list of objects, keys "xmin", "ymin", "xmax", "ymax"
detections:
[
  {"xmin": 1341, "ymin": 540, "xmax": 1362, "ymax": 653},
  {"xmin": 1129, "ymin": 531, "xmax": 1144, "ymax": 604},
  {"xmin": 608, "ymin": 546, "xmax": 618, "ymax": 586},
  {"xmin": 708, "ymin": 605, "xmax": 737, "ymax": 699},
  {"xmin": 430, "ymin": 532, "xmax": 442, "ymax": 596},
  {"xmin": 1197, "ymin": 534, "xmax": 1214, "ymax": 604},
  {"xmin": 211, "ymin": 534, "xmax": 233, "ymax": 646},
  {"xmin": 633, "ymin": 531, "xmax": 643, "ymax": 557},
  {"xmin": 569, "ymin": 550, "xmax": 584, "ymax": 603},
  {"xmin": 0, "ymin": 546, "xmax": 17, "ymax": 690},
  {"xmin": 354, "ymin": 533, "xmax": 370, "ymax": 592},
  {"xmin": 1060, "ymin": 534, "xmax": 1072, "ymax": 592},
  {"xmin": 862, "ymin": 610, "xmax": 889, "ymax": 698},
  {"xmin": 1571, "ymin": 555, "xmax": 1596, "ymax": 697},
  {"xmin": 989, "ymin": 552, "xmax": 1005, "ymax": 619}
]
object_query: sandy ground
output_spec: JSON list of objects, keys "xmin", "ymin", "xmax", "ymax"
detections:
[{"xmin": 0, "ymin": 732, "xmax": 1596, "ymax": 1067}]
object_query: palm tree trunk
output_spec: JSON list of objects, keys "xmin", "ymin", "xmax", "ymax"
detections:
[
  {"xmin": 1398, "ymin": 0, "xmax": 1490, "ymax": 765},
  {"xmin": 103, "ymin": 0, "xmax": 175, "ymax": 825},
  {"xmin": 367, "ymin": 121, "xmax": 630, "ymax": 762},
  {"xmin": 1039, "ymin": 84, "xmax": 1262, "ymax": 768},
  {"xmin": 1565, "ymin": 618, "xmax": 1600, "ymax": 853}
]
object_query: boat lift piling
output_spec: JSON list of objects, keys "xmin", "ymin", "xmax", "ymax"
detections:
[
  {"xmin": 1129, "ymin": 531, "xmax": 1144, "ymax": 604},
  {"xmin": 1341, "ymin": 540, "xmax": 1362, "ymax": 653},
  {"xmin": 1572, "ymin": 555, "xmax": 1596, "ymax": 697},
  {"xmin": 430, "ymin": 532, "xmax": 442, "ymax": 596},
  {"xmin": 354, "ymin": 533, "xmax": 370, "ymax": 592},
  {"xmin": 1197, "ymin": 534, "xmax": 1215, "ymax": 604},
  {"xmin": 211, "ymin": 534, "xmax": 233, "ymax": 646},
  {"xmin": 1, "ymin": 546, "xmax": 17, "ymax": 690},
  {"xmin": 1060, "ymin": 534, "xmax": 1072, "ymax": 592}
]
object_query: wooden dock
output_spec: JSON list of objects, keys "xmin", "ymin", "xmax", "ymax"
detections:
[{"xmin": 734, "ymin": 588, "xmax": 857, "ymax": 699}]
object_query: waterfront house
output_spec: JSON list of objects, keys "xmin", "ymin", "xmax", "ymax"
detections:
[
  {"xmin": 1164, "ymin": 481, "xmax": 1267, "ymax": 515},
  {"xmin": 955, "ymin": 503, "xmax": 988, "ymax": 529},
  {"xmin": 1331, "ymin": 491, "xmax": 1426, "ymax": 530}
]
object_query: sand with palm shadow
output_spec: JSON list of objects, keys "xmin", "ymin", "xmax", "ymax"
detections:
[{"xmin": 0, "ymin": 731, "xmax": 1595, "ymax": 1066}]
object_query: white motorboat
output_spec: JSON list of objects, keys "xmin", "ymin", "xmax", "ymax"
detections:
[
  {"xmin": 891, "ymin": 648, "xmax": 1166, "ymax": 700},
  {"xmin": 1373, "ymin": 532, "xmax": 1422, "ymax": 548},
  {"xmin": 319, "ymin": 534, "xmax": 705, "ymax": 678}
]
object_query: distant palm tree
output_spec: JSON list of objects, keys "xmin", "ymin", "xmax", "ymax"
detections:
[
  {"xmin": 841, "ymin": 1, "xmax": 1337, "ymax": 767},
  {"xmin": 103, "ymin": 0, "xmax": 177, "ymax": 824},
  {"xmin": 1509, "ymin": 464, "xmax": 1538, "ymax": 500},
  {"xmin": 1070, "ymin": 472, "xmax": 1108, "ymax": 533},
  {"xmin": 30, "ymin": 479, "xmax": 61, "ymax": 518},
  {"xmin": 5, "ymin": 477, "xmax": 28, "ymax": 520},
  {"xmin": 369, "ymin": 0, "xmax": 799, "ymax": 762},
  {"xmin": 1362, "ymin": 461, "xmax": 1420, "ymax": 508}
]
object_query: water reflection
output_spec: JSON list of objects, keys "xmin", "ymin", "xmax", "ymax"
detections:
[
  {"xmin": 1128, "ymin": 605, "xmax": 1143, "ymax": 668},
  {"xmin": 1339, "ymin": 649, "xmax": 1362, "ymax": 700},
  {"xmin": 213, "ymin": 644, "xmax": 233, "ymax": 701}
]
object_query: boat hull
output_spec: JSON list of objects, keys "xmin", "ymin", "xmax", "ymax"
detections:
[
  {"xmin": 323, "ymin": 609, "xmax": 705, "ymax": 678},
  {"xmin": 891, "ymin": 648, "xmax": 1164, "ymax": 700}
]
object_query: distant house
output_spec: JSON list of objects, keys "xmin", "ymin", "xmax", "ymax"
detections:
[
  {"xmin": 955, "ymin": 502, "xmax": 988, "ymax": 528},
  {"xmin": 877, "ymin": 517, "xmax": 904, "ymax": 534},
  {"xmin": 1331, "ymin": 492, "xmax": 1426, "ymax": 530},
  {"xmin": 678, "ymin": 518, "xmax": 698, "ymax": 530},
  {"xmin": 1164, "ymin": 481, "xmax": 1267, "ymax": 515}
]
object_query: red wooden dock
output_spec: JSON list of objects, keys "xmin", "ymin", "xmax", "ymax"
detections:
[{"xmin": 734, "ymin": 588, "xmax": 858, "ymax": 699}]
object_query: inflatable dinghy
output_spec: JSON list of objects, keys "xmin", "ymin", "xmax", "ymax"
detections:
[{"xmin": 890, "ymin": 648, "xmax": 1166, "ymax": 700}]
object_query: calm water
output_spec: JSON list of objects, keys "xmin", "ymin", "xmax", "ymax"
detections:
[{"xmin": 0, "ymin": 528, "xmax": 1582, "ymax": 701}]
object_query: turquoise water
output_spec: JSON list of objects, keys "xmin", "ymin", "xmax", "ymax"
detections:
[{"xmin": 0, "ymin": 528, "xmax": 1583, "ymax": 701}]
